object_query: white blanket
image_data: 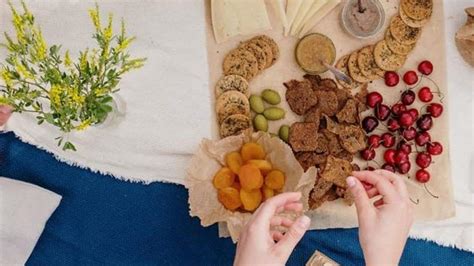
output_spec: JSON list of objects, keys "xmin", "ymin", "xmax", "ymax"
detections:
[
  {"xmin": 0, "ymin": 177, "xmax": 62, "ymax": 265},
  {"xmin": 0, "ymin": 0, "xmax": 472, "ymax": 252}
]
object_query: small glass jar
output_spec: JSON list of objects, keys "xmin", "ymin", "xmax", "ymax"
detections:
[{"xmin": 341, "ymin": 0, "xmax": 385, "ymax": 39}]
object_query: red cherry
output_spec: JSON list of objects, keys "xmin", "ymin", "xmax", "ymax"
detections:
[
  {"xmin": 368, "ymin": 134, "xmax": 381, "ymax": 149},
  {"xmin": 360, "ymin": 148, "xmax": 376, "ymax": 161},
  {"xmin": 365, "ymin": 166, "xmax": 376, "ymax": 171},
  {"xmin": 394, "ymin": 150, "xmax": 409, "ymax": 164},
  {"xmin": 401, "ymin": 90, "xmax": 416, "ymax": 105},
  {"xmin": 408, "ymin": 108, "xmax": 419, "ymax": 120},
  {"xmin": 384, "ymin": 71, "xmax": 400, "ymax": 87},
  {"xmin": 375, "ymin": 103, "xmax": 391, "ymax": 121},
  {"xmin": 384, "ymin": 149, "xmax": 397, "ymax": 165},
  {"xmin": 381, "ymin": 132, "xmax": 396, "ymax": 148},
  {"xmin": 418, "ymin": 60, "xmax": 434, "ymax": 75},
  {"xmin": 403, "ymin": 70, "xmax": 419, "ymax": 85},
  {"xmin": 418, "ymin": 87, "xmax": 434, "ymax": 102},
  {"xmin": 399, "ymin": 111, "xmax": 415, "ymax": 127},
  {"xmin": 427, "ymin": 141, "xmax": 443, "ymax": 155},
  {"xmin": 416, "ymin": 169, "xmax": 430, "ymax": 183},
  {"xmin": 387, "ymin": 118, "xmax": 401, "ymax": 132},
  {"xmin": 362, "ymin": 116, "xmax": 379, "ymax": 133},
  {"xmin": 416, "ymin": 152, "xmax": 432, "ymax": 168},
  {"xmin": 427, "ymin": 103, "xmax": 443, "ymax": 118},
  {"xmin": 366, "ymin": 92, "xmax": 383, "ymax": 108},
  {"xmin": 397, "ymin": 161, "xmax": 411, "ymax": 174},
  {"xmin": 417, "ymin": 114, "xmax": 433, "ymax": 131},
  {"xmin": 401, "ymin": 127, "xmax": 417, "ymax": 141},
  {"xmin": 391, "ymin": 103, "xmax": 407, "ymax": 116},
  {"xmin": 382, "ymin": 163, "xmax": 396, "ymax": 173},
  {"xmin": 415, "ymin": 131, "xmax": 431, "ymax": 146},
  {"xmin": 397, "ymin": 140, "xmax": 412, "ymax": 154}
]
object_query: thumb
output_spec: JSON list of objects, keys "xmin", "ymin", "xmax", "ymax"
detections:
[
  {"xmin": 0, "ymin": 105, "xmax": 12, "ymax": 126},
  {"xmin": 346, "ymin": 176, "xmax": 373, "ymax": 223},
  {"xmin": 274, "ymin": 215, "xmax": 310, "ymax": 261}
]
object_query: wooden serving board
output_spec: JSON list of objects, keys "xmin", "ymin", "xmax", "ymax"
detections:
[{"xmin": 204, "ymin": 0, "xmax": 454, "ymax": 229}]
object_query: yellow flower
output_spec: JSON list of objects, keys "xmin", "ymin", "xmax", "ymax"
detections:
[
  {"xmin": 33, "ymin": 28, "xmax": 47, "ymax": 60},
  {"xmin": 49, "ymin": 85, "xmax": 62, "ymax": 108},
  {"xmin": 76, "ymin": 119, "xmax": 91, "ymax": 131},
  {"xmin": 88, "ymin": 5, "xmax": 101, "ymax": 31},
  {"xmin": 64, "ymin": 50, "xmax": 72, "ymax": 67},
  {"xmin": 94, "ymin": 87, "xmax": 108, "ymax": 96},
  {"xmin": 15, "ymin": 61, "xmax": 33, "ymax": 79},
  {"xmin": 0, "ymin": 69, "xmax": 13, "ymax": 87}
]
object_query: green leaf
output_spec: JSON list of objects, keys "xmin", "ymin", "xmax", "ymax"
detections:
[{"xmin": 62, "ymin": 141, "xmax": 76, "ymax": 152}]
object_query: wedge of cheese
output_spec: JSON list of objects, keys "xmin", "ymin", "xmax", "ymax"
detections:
[
  {"xmin": 293, "ymin": 0, "xmax": 329, "ymax": 35},
  {"xmin": 270, "ymin": 0, "xmax": 288, "ymax": 29},
  {"xmin": 289, "ymin": 0, "xmax": 315, "ymax": 36},
  {"xmin": 285, "ymin": 0, "xmax": 303, "ymax": 36},
  {"xmin": 298, "ymin": 0, "xmax": 341, "ymax": 37},
  {"xmin": 211, "ymin": 0, "xmax": 272, "ymax": 43}
]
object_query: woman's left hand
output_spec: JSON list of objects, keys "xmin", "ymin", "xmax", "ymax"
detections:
[
  {"xmin": 233, "ymin": 192, "xmax": 310, "ymax": 266},
  {"xmin": 0, "ymin": 105, "xmax": 12, "ymax": 126}
]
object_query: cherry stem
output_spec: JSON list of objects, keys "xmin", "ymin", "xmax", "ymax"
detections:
[
  {"xmin": 424, "ymin": 184, "xmax": 439, "ymax": 199},
  {"xmin": 371, "ymin": 160, "xmax": 382, "ymax": 168},
  {"xmin": 409, "ymin": 197, "xmax": 420, "ymax": 205},
  {"xmin": 423, "ymin": 76, "xmax": 445, "ymax": 103}
]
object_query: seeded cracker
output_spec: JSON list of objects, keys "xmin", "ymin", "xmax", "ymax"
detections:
[
  {"xmin": 219, "ymin": 114, "xmax": 251, "ymax": 138},
  {"xmin": 289, "ymin": 122, "xmax": 319, "ymax": 152},
  {"xmin": 401, "ymin": 0, "xmax": 433, "ymax": 21},
  {"xmin": 215, "ymin": 75, "xmax": 250, "ymax": 98},
  {"xmin": 215, "ymin": 91, "xmax": 250, "ymax": 124},
  {"xmin": 320, "ymin": 155, "xmax": 353, "ymax": 188},
  {"xmin": 384, "ymin": 30, "xmax": 415, "ymax": 56},
  {"xmin": 335, "ymin": 55, "xmax": 361, "ymax": 90},
  {"xmin": 374, "ymin": 40, "xmax": 407, "ymax": 71},
  {"xmin": 389, "ymin": 16, "xmax": 421, "ymax": 45},
  {"xmin": 357, "ymin": 45, "xmax": 385, "ymax": 80},
  {"xmin": 399, "ymin": 3, "xmax": 430, "ymax": 28},
  {"xmin": 240, "ymin": 42, "xmax": 267, "ymax": 72},
  {"xmin": 284, "ymin": 79, "xmax": 318, "ymax": 115},
  {"xmin": 223, "ymin": 47, "xmax": 259, "ymax": 80}
]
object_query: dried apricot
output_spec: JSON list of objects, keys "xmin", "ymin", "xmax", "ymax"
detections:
[
  {"xmin": 247, "ymin": 159, "xmax": 273, "ymax": 175},
  {"xmin": 241, "ymin": 142, "xmax": 266, "ymax": 162},
  {"xmin": 239, "ymin": 164, "xmax": 264, "ymax": 190},
  {"xmin": 262, "ymin": 186, "xmax": 274, "ymax": 201},
  {"xmin": 265, "ymin": 170, "xmax": 285, "ymax": 190},
  {"xmin": 218, "ymin": 187, "xmax": 242, "ymax": 211},
  {"xmin": 213, "ymin": 167, "xmax": 236, "ymax": 189},
  {"xmin": 240, "ymin": 189, "xmax": 263, "ymax": 211},
  {"xmin": 225, "ymin": 151, "xmax": 243, "ymax": 174}
]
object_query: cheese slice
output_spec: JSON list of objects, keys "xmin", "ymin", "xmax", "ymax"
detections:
[
  {"xmin": 211, "ymin": 0, "xmax": 272, "ymax": 43},
  {"xmin": 294, "ymin": 0, "xmax": 329, "ymax": 35},
  {"xmin": 270, "ymin": 0, "xmax": 288, "ymax": 29},
  {"xmin": 298, "ymin": 0, "xmax": 341, "ymax": 37},
  {"xmin": 284, "ymin": 0, "xmax": 303, "ymax": 36},
  {"xmin": 290, "ymin": 0, "xmax": 315, "ymax": 36}
]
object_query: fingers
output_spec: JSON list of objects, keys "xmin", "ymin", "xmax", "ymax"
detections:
[
  {"xmin": 373, "ymin": 170, "xmax": 409, "ymax": 197},
  {"xmin": 273, "ymin": 215, "xmax": 310, "ymax": 261},
  {"xmin": 270, "ymin": 216, "xmax": 294, "ymax": 227},
  {"xmin": 272, "ymin": 231, "xmax": 284, "ymax": 242},
  {"xmin": 346, "ymin": 176, "xmax": 374, "ymax": 219},
  {"xmin": 352, "ymin": 171, "xmax": 399, "ymax": 204},
  {"xmin": 0, "ymin": 105, "xmax": 12, "ymax": 126},
  {"xmin": 276, "ymin": 202, "xmax": 303, "ymax": 213},
  {"xmin": 252, "ymin": 192, "xmax": 302, "ymax": 228}
]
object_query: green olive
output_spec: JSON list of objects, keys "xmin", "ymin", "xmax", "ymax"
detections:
[
  {"xmin": 249, "ymin": 95, "xmax": 265, "ymax": 114},
  {"xmin": 278, "ymin": 125, "xmax": 290, "ymax": 142},
  {"xmin": 261, "ymin": 89, "xmax": 281, "ymax": 105},
  {"xmin": 263, "ymin": 107, "xmax": 285, "ymax": 120},
  {"xmin": 253, "ymin": 114, "xmax": 268, "ymax": 132}
]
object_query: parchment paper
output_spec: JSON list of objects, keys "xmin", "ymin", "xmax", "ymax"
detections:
[
  {"xmin": 185, "ymin": 131, "xmax": 317, "ymax": 242},
  {"xmin": 204, "ymin": 0, "xmax": 455, "ymax": 233}
]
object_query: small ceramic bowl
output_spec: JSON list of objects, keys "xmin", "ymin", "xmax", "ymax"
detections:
[{"xmin": 341, "ymin": 0, "xmax": 385, "ymax": 39}]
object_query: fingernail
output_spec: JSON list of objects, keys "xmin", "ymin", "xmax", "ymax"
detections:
[
  {"xmin": 346, "ymin": 176, "xmax": 356, "ymax": 187},
  {"xmin": 296, "ymin": 215, "xmax": 310, "ymax": 228}
]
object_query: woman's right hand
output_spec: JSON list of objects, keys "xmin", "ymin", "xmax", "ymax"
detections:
[
  {"xmin": 0, "ymin": 105, "xmax": 12, "ymax": 126},
  {"xmin": 346, "ymin": 170, "xmax": 414, "ymax": 266}
]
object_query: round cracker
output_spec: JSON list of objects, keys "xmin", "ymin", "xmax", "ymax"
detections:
[
  {"xmin": 220, "ymin": 114, "xmax": 251, "ymax": 138},
  {"xmin": 223, "ymin": 48, "xmax": 259, "ymax": 80},
  {"xmin": 251, "ymin": 35, "xmax": 279, "ymax": 66},
  {"xmin": 216, "ymin": 91, "xmax": 250, "ymax": 124},
  {"xmin": 401, "ymin": 0, "xmax": 433, "ymax": 21},
  {"xmin": 384, "ymin": 29, "xmax": 415, "ymax": 55},
  {"xmin": 247, "ymin": 37, "xmax": 274, "ymax": 68},
  {"xmin": 240, "ymin": 42, "xmax": 267, "ymax": 72},
  {"xmin": 357, "ymin": 45, "xmax": 385, "ymax": 80},
  {"xmin": 335, "ymin": 55, "xmax": 361, "ymax": 90},
  {"xmin": 374, "ymin": 40, "xmax": 407, "ymax": 71},
  {"xmin": 348, "ymin": 50, "xmax": 371, "ymax": 83},
  {"xmin": 399, "ymin": 4, "xmax": 429, "ymax": 28},
  {"xmin": 215, "ymin": 75, "xmax": 249, "ymax": 98},
  {"xmin": 390, "ymin": 16, "xmax": 421, "ymax": 45}
]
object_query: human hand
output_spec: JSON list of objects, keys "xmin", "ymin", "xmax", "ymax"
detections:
[
  {"xmin": 234, "ymin": 192, "xmax": 310, "ymax": 266},
  {"xmin": 0, "ymin": 105, "xmax": 12, "ymax": 126},
  {"xmin": 347, "ymin": 170, "xmax": 414, "ymax": 266}
]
